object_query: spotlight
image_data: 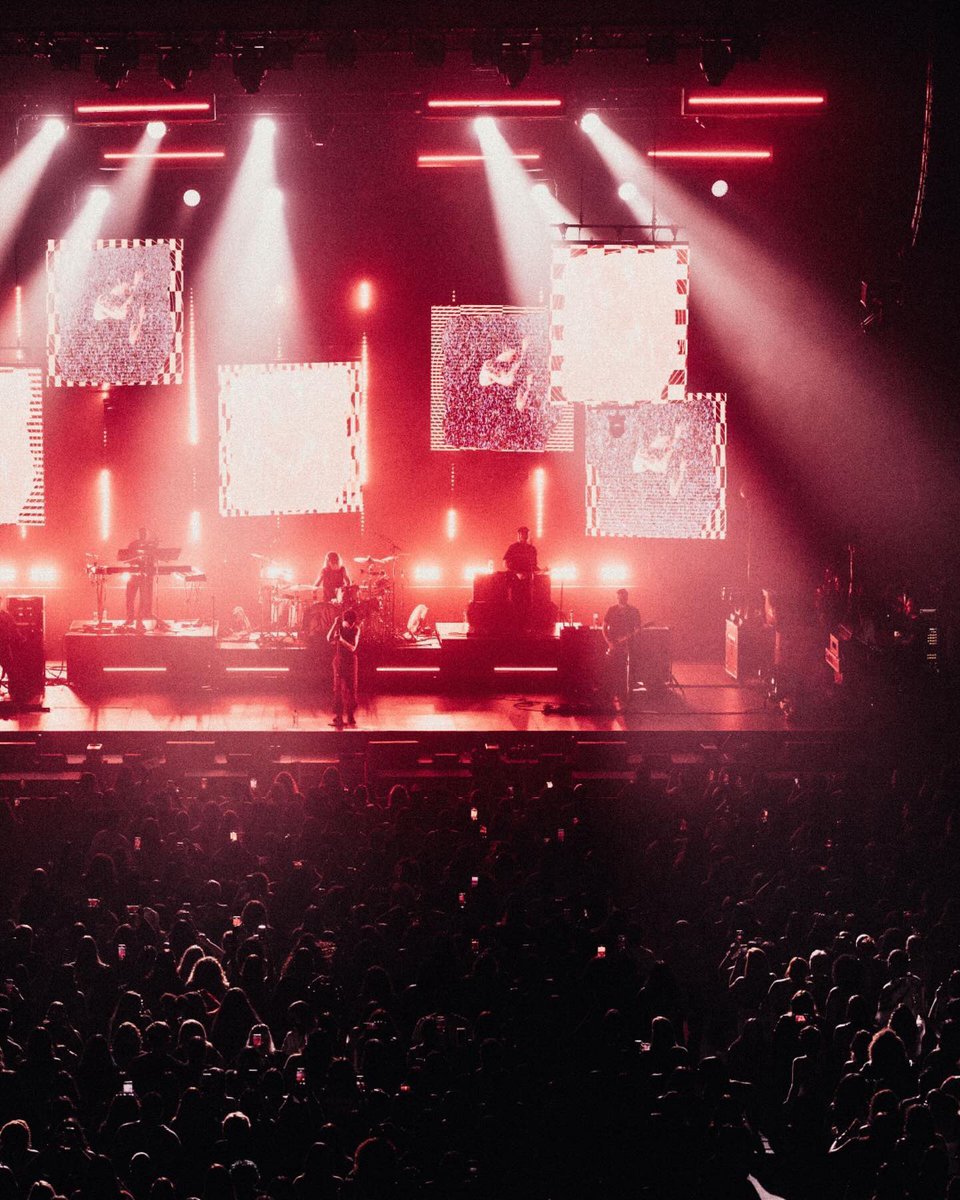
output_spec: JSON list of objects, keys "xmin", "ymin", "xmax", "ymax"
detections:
[
  {"xmin": 89, "ymin": 185, "xmax": 111, "ymax": 208},
  {"xmin": 531, "ymin": 181, "xmax": 551, "ymax": 200},
  {"xmin": 699, "ymin": 37, "xmax": 735, "ymax": 86},
  {"xmin": 146, "ymin": 120, "xmax": 166, "ymax": 139},
  {"xmin": 355, "ymin": 279, "xmax": 374, "ymax": 312},
  {"xmin": 618, "ymin": 181, "xmax": 639, "ymax": 202},
  {"xmin": 580, "ymin": 111, "xmax": 601, "ymax": 134},
  {"xmin": 254, "ymin": 116, "xmax": 277, "ymax": 136},
  {"xmin": 42, "ymin": 117, "xmax": 67, "ymax": 140},
  {"xmin": 326, "ymin": 32, "xmax": 358, "ymax": 69},
  {"xmin": 473, "ymin": 115, "xmax": 496, "ymax": 135},
  {"xmin": 265, "ymin": 186, "xmax": 284, "ymax": 206},
  {"xmin": 94, "ymin": 41, "xmax": 139, "ymax": 91},
  {"xmin": 711, "ymin": 178, "xmax": 729, "ymax": 198},
  {"xmin": 412, "ymin": 33, "xmax": 446, "ymax": 67},
  {"xmin": 183, "ymin": 188, "xmax": 201, "ymax": 207},
  {"xmin": 497, "ymin": 41, "xmax": 531, "ymax": 88},
  {"xmin": 233, "ymin": 46, "xmax": 267, "ymax": 94}
]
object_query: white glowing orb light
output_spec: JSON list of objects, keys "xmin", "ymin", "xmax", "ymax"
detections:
[
  {"xmin": 42, "ymin": 117, "xmax": 67, "ymax": 141},
  {"xmin": 551, "ymin": 564, "xmax": 578, "ymax": 583},
  {"xmin": 599, "ymin": 563, "xmax": 631, "ymax": 585},
  {"xmin": 711, "ymin": 178, "xmax": 730, "ymax": 198},
  {"xmin": 28, "ymin": 563, "xmax": 60, "ymax": 586},
  {"xmin": 264, "ymin": 562, "xmax": 292, "ymax": 582},
  {"xmin": 413, "ymin": 563, "xmax": 442, "ymax": 584},
  {"xmin": 580, "ymin": 112, "xmax": 602, "ymax": 134},
  {"xmin": 0, "ymin": 564, "xmax": 17, "ymax": 586},
  {"xmin": 183, "ymin": 188, "xmax": 201, "ymax": 207},
  {"xmin": 463, "ymin": 563, "xmax": 494, "ymax": 583},
  {"xmin": 146, "ymin": 120, "xmax": 167, "ymax": 139},
  {"xmin": 356, "ymin": 279, "xmax": 374, "ymax": 312},
  {"xmin": 618, "ymin": 181, "xmax": 639, "ymax": 202}
]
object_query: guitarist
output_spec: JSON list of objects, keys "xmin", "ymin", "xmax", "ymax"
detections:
[{"xmin": 603, "ymin": 588, "xmax": 641, "ymax": 708}]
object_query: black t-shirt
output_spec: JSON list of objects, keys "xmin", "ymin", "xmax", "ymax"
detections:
[
  {"xmin": 503, "ymin": 540, "xmax": 538, "ymax": 574},
  {"xmin": 604, "ymin": 602, "xmax": 641, "ymax": 646},
  {"xmin": 316, "ymin": 565, "xmax": 349, "ymax": 602}
]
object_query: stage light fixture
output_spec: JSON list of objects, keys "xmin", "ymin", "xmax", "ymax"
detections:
[
  {"xmin": 599, "ymin": 563, "xmax": 630, "ymax": 584},
  {"xmin": 355, "ymin": 279, "xmax": 374, "ymax": 312},
  {"xmin": 413, "ymin": 564, "xmax": 442, "ymax": 583},
  {"xmin": 233, "ymin": 46, "xmax": 267, "ymax": 94},
  {"xmin": 27, "ymin": 563, "xmax": 59, "ymax": 586},
  {"xmin": 95, "ymin": 42, "xmax": 139, "ymax": 91},
  {"xmin": 412, "ymin": 33, "xmax": 446, "ymax": 67},
  {"xmin": 711, "ymin": 178, "xmax": 729, "ymax": 197},
  {"xmin": 326, "ymin": 32, "xmax": 358, "ymax": 69},
  {"xmin": 497, "ymin": 41, "xmax": 531, "ymax": 88},
  {"xmin": 42, "ymin": 117, "xmax": 67, "ymax": 140},
  {"xmin": 618, "ymin": 181, "xmax": 639, "ymax": 201},
  {"xmin": 580, "ymin": 112, "xmax": 601, "ymax": 134},
  {"xmin": 146, "ymin": 120, "xmax": 166, "ymax": 139},
  {"xmin": 159, "ymin": 44, "xmax": 203, "ymax": 92},
  {"xmin": 183, "ymin": 188, "xmax": 201, "ymax": 207},
  {"xmin": 699, "ymin": 37, "xmax": 735, "ymax": 87},
  {"xmin": 0, "ymin": 564, "xmax": 17, "ymax": 586}
]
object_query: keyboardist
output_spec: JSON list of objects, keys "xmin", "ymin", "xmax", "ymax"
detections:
[{"xmin": 123, "ymin": 526, "xmax": 159, "ymax": 629}]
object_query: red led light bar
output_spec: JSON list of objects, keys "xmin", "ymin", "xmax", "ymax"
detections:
[
  {"xmin": 683, "ymin": 93, "xmax": 826, "ymax": 116},
  {"xmin": 647, "ymin": 149, "xmax": 772, "ymax": 161},
  {"xmin": 74, "ymin": 99, "xmax": 215, "ymax": 124},
  {"xmin": 418, "ymin": 152, "xmax": 541, "ymax": 167},
  {"xmin": 102, "ymin": 150, "xmax": 226, "ymax": 161},
  {"xmin": 427, "ymin": 98, "xmax": 563, "ymax": 112}
]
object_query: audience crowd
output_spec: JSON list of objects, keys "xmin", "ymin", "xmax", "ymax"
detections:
[{"xmin": 1, "ymin": 749, "xmax": 959, "ymax": 1199}]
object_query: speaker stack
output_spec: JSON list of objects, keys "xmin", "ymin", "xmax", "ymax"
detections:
[{"xmin": 5, "ymin": 595, "xmax": 45, "ymax": 707}]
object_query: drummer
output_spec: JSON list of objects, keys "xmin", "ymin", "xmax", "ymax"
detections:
[{"xmin": 315, "ymin": 551, "xmax": 351, "ymax": 604}]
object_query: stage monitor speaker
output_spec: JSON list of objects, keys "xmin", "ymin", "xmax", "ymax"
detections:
[
  {"xmin": 637, "ymin": 626, "xmax": 671, "ymax": 689},
  {"xmin": 4, "ymin": 594, "xmax": 45, "ymax": 706},
  {"xmin": 559, "ymin": 626, "xmax": 605, "ymax": 696}
]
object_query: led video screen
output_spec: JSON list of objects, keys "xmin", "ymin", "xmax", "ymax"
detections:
[
  {"xmin": 550, "ymin": 243, "xmax": 689, "ymax": 405},
  {"xmin": 430, "ymin": 305, "xmax": 574, "ymax": 451},
  {"xmin": 218, "ymin": 361, "xmax": 364, "ymax": 517},
  {"xmin": 584, "ymin": 394, "xmax": 726, "ymax": 539},
  {"xmin": 46, "ymin": 238, "xmax": 184, "ymax": 387},
  {"xmin": 0, "ymin": 367, "xmax": 44, "ymax": 526}
]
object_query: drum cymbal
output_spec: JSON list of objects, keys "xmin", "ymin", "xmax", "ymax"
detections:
[{"xmin": 354, "ymin": 555, "xmax": 375, "ymax": 565}]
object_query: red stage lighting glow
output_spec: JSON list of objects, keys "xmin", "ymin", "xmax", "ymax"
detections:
[
  {"xmin": 102, "ymin": 150, "xmax": 226, "ymax": 161},
  {"xmin": 646, "ymin": 149, "xmax": 772, "ymax": 160},
  {"xmin": 418, "ymin": 152, "xmax": 540, "ymax": 168},
  {"xmin": 74, "ymin": 99, "xmax": 215, "ymax": 122},
  {"xmin": 427, "ymin": 98, "xmax": 563, "ymax": 111},
  {"xmin": 684, "ymin": 92, "xmax": 826, "ymax": 112}
]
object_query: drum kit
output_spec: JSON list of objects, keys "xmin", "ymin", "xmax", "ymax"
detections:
[{"xmin": 253, "ymin": 553, "xmax": 397, "ymax": 644}]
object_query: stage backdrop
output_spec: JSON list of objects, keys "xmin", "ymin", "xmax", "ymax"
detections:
[
  {"xmin": 0, "ymin": 367, "xmax": 44, "ymax": 526},
  {"xmin": 430, "ymin": 305, "xmax": 574, "ymax": 452},
  {"xmin": 218, "ymin": 361, "xmax": 364, "ymax": 517},
  {"xmin": 584, "ymin": 393, "xmax": 726, "ymax": 539},
  {"xmin": 550, "ymin": 243, "xmax": 689, "ymax": 406},
  {"xmin": 46, "ymin": 238, "xmax": 184, "ymax": 388}
]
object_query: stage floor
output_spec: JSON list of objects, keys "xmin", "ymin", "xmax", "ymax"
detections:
[{"xmin": 3, "ymin": 657, "xmax": 843, "ymax": 736}]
